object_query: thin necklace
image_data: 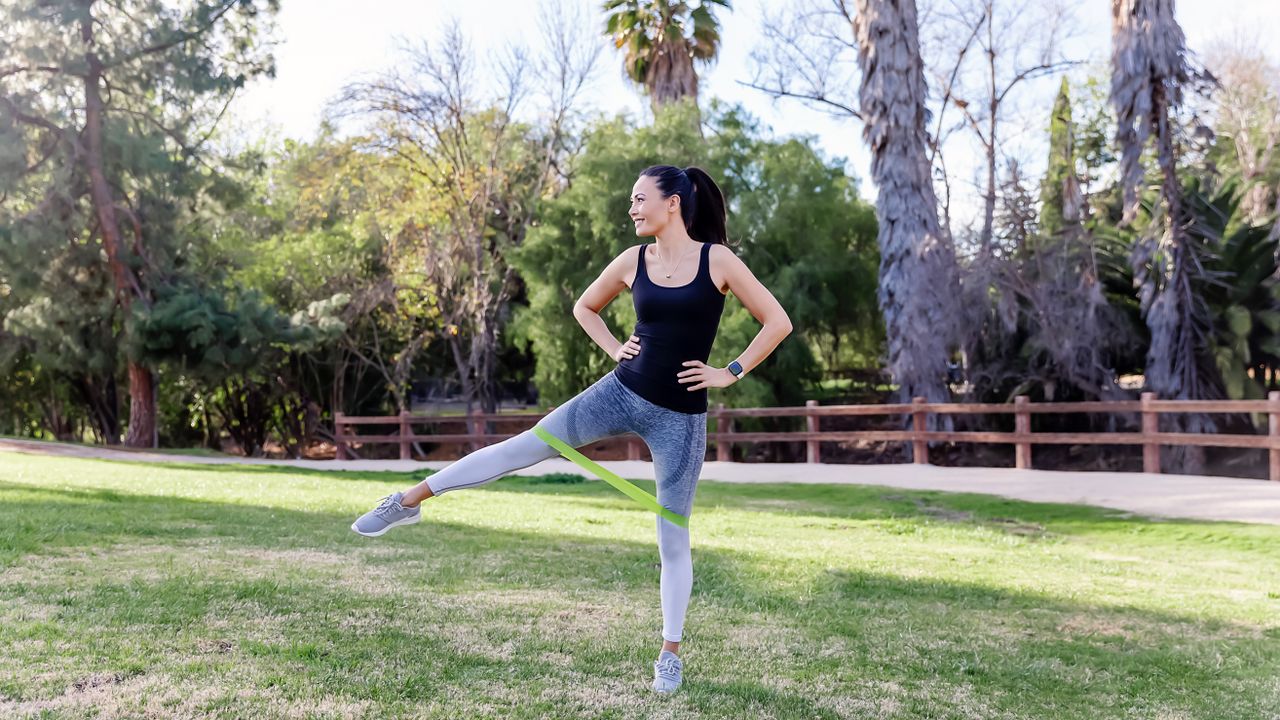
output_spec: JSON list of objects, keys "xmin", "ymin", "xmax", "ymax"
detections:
[{"xmin": 654, "ymin": 242, "xmax": 698, "ymax": 278}]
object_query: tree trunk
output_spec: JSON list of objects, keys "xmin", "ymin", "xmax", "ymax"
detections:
[
  {"xmin": 854, "ymin": 0, "xmax": 959, "ymax": 412},
  {"xmin": 1111, "ymin": 0, "xmax": 1206, "ymax": 473},
  {"xmin": 72, "ymin": 374, "xmax": 120, "ymax": 444},
  {"xmin": 80, "ymin": 6, "xmax": 156, "ymax": 448},
  {"xmin": 647, "ymin": 38, "xmax": 699, "ymax": 113},
  {"xmin": 124, "ymin": 363, "xmax": 157, "ymax": 448},
  {"xmin": 981, "ymin": 24, "xmax": 997, "ymax": 253}
]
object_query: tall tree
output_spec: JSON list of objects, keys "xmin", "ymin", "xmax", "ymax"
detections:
[
  {"xmin": 853, "ymin": 0, "xmax": 960, "ymax": 408},
  {"xmin": 1202, "ymin": 37, "xmax": 1280, "ymax": 231},
  {"xmin": 335, "ymin": 9, "xmax": 598, "ymax": 418},
  {"xmin": 1039, "ymin": 77, "xmax": 1085, "ymax": 240},
  {"xmin": 965, "ymin": 82, "xmax": 1132, "ymax": 403},
  {"xmin": 0, "ymin": 0, "xmax": 277, "ymax": 446},
  {"xmin": 921, "ymin": 0, "xmax": 1080, "ymax": 253},
  {"xmin": 1110, "ymin": 0, "xmax": 1215, "ymax": 470},
  {"xmin": 603, "ymin": 0, "xmax": 729, "ymax": 117}
]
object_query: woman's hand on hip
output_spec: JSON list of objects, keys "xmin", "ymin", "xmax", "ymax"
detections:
[
  {"xmin": 677, "ymin": 360, "xmax": 736, "ymax": 391},
  {"xmin": 613, "ymin": 335, "xmax": 641, "ymax": 362}
]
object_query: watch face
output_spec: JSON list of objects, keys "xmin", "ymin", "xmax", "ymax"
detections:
[{"xmin": 729, "ymin": 361, "xmax": 743, "ymax": 376}]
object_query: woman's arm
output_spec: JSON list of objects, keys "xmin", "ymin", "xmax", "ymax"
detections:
[
  {"xmin": 572, "ymin": 246, "xmax": 641, "ymax": 362},
  {"xmin": 678, "ymin": 245, "xmax": 793, "ymax": 391}
]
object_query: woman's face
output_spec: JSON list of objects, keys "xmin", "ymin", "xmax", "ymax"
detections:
[{"xmin": 629, "ymin": 174, "xmax": 678, "ymax": 237}]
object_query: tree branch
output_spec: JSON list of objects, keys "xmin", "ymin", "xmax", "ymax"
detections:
[
  {"xmin": 0, "ymin": 65, "xmax": 67, "ymax": 80},
  {"xmin": 995, "ymin": 59, "xmax": 1085, "ymax": 105},
  {"xmin": 737, "ymin": 79, "xmax": 862, "ymax": 120},
  {"xmin": 109, "ymin": 0, "xmax": 240, "ymax": 66}
]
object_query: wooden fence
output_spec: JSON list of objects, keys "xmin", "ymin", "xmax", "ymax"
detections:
[{"xmin": 334, "ymin": 391, "xmax": 1280, "ymax": 481}]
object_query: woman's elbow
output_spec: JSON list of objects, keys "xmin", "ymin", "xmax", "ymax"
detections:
[{"xmin": 774, "ymin": 315, "xmax": 793, "ymax": 336}]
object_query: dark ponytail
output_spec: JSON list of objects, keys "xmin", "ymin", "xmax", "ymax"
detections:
[{"xmin": 639, "ymin": 164, "xmax": 728, "ymax": 245}]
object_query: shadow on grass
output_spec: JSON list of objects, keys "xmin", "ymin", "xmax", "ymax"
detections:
[{"xmin": 38, "ymin": 456, "xmax": 430, "ymax": 484}]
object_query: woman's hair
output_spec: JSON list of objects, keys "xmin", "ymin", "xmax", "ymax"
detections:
[{"xmin": 638, "ymin": 165, "xmax": 727, "ymax": 245}]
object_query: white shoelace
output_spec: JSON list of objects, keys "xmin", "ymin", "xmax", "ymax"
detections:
[
  {"xmin": 655, "ymin": 654, "xmax": 681, "ymax": 682},
  {"xmin": 373, "ymin": 494, "xmax": 402, "ymax": 518}
]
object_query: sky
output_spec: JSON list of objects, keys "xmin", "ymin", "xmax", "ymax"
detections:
[{"xmin": 229, "ymin": 0, "xmax": 1280, "ymax": 228}]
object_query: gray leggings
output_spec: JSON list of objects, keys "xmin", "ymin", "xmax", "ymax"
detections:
[{"xmin": 425, "ymin": 369, "xmax": 707, "ymax": 643}]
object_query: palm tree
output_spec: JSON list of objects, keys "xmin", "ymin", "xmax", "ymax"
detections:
[
  {"xmin": 853, "ymin": 0, "xmax": 960, "ymax": 412},
  {"xmin": 1110, "ymin": 0, "xmax": 1213, "ymax": 471},
  {"xmin": 602, "ymin": 0, "xmax": 730, "ymax": 116}
]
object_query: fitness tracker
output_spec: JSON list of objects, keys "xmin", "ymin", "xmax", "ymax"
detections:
[{"xmin": 727, "ymin": 360, "xmax": 745, "ymax": 380}]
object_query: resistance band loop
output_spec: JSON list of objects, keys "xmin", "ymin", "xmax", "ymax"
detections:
[{"xmin": 531, "ymin": 424, "xmax": 688, "ymax": 528}]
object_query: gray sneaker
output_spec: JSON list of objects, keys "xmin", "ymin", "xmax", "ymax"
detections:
[
  {"xmin": 652, "ymin": 650, "xmax": 683, "ymax": 693},
  {"xmin": 351, "ymin": 491, "xmax": 421, "ymax": 537}
]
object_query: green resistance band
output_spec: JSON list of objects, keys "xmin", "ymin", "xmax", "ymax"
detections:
[{"xmin": 531, "ymin": 424, "xmax": 688, "ymax": 528}]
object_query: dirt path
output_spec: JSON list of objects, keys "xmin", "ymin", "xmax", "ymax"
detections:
[{"xmin": 3, "ymin": 436, "xmax": 1279, "ymax": 525}]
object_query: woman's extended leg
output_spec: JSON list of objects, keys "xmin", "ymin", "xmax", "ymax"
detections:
[
  {"xmin": 398, "ymin": 429, "xmax": 559, "ymax": 506},
  {"xmin": 397, "ymin": 369, "xmax": 636, "ymax": 505},
  {"xmin": 352, "ymin": 371, "xmax": 636, "ymax": 536}
]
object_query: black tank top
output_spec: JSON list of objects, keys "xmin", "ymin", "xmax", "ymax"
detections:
[{"xmin": 613, "ymin": 241, "xmax": 727, "ymax": 414}]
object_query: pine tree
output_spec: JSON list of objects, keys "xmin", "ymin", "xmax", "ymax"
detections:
[
  {"xmin": 0, "ymin": 1, "xmax": 278, "ymax": 445},
  {"xmin": 1039, "ymin": 78, "xmax": 1084, "ymax": 240}
]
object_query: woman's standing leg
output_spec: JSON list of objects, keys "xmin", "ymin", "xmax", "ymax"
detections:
[{"xmin": 635, "ymin": 406, "xmax": 707, "ymax": 692}]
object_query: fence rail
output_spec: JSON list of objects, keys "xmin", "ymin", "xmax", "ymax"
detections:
[{"xmin": 334, "ymin": 391, "xmax": 1280, "ymax": 481}]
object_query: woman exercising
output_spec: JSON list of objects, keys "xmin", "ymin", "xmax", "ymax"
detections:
[{"xmin": 351, "ymin": 164, "xmax": 793, "ymax": 693}]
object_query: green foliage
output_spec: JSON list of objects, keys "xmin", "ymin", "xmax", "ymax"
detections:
[
  {"xmin": 602, "ymin": 0, "xmax": 730, "ymax": 82},
  {"xmin": 1184, "ymin": 176, "xmax": 1280, "ymax": 401},
  {"xmin": 1039, "ymin": 78, "xmax": 1075, "ymax": 239},
  {"xmin": 126, "ymin": 283, "xmax": 346, "ymax": 378}
]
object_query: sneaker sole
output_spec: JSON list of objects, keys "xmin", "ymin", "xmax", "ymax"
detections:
[{"xmin": 350, "ymin": 513, "xmax": 421, "ymax": 537}]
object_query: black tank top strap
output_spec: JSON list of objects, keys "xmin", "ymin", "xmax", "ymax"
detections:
[{"xmin": 636, "ymin": 243, "xmax": 648, "ymax": 286}]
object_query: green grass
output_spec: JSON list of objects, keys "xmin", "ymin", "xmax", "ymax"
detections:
[{"xmin": 1, "ymin": 455, "xmax": 1278, "ymax": 719}]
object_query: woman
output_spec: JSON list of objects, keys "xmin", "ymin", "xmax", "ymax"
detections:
[{"xmin": 351, "ymin": 165, "xmax": 793, "ymax": 693}]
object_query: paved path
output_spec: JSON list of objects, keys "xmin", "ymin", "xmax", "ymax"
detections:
[{"xmin": 3, "ymin": 437, "xmax": 1279, "ymax": 526}]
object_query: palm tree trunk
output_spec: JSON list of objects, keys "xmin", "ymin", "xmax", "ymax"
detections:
[
  {"xmin": 854, "ymin": 0, "xmax": 960, "ymax": 413},
  {"xmin": 1110, "ymin": 0, "xmax": 1209, "ymax": 472},
  {"xmin": 647, "ymin": 39, "xmax": 699, "ymax": 112}
]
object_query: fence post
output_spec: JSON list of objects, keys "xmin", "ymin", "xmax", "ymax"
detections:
[
  {"xmin": 334, "ymin": 412, "xmax": 348, "ymax": 461},
  {"xmin": 911, "ymin": 396, "xmax": 928, "ymax": 464},
  {"xmin": 399, "ymin": 410, "xmax": 411, "ymax": 460},
  {"xmin": 1269, "ymin": 391, "xmax": 1280, "ymax": 482},
  {"xmin": 1141, "ymin": 392, "xmax": 1160, "ymax": 474},
  {"xmin": 1014, "ymin": 395, "xmax": 1031, "ymax": 469},
  {"xmin": 806, "ymin": 399, "xmax": 820, "ymax": 463},
  {"xmin": 466, "ymin": 407, "xmax": 479, "ymax": 454},
  {"xmin": 627, "ymin": 435, "xmax": 642, "ymax": 460},
  {"xmin": 715, "ymin": 403, "xmax": 731, "ymax": 462}
]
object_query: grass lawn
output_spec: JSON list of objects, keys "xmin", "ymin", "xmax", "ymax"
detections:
[{"xmin": 1, "ymin": 454, "xmax": 1278, "ymax": 719}]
